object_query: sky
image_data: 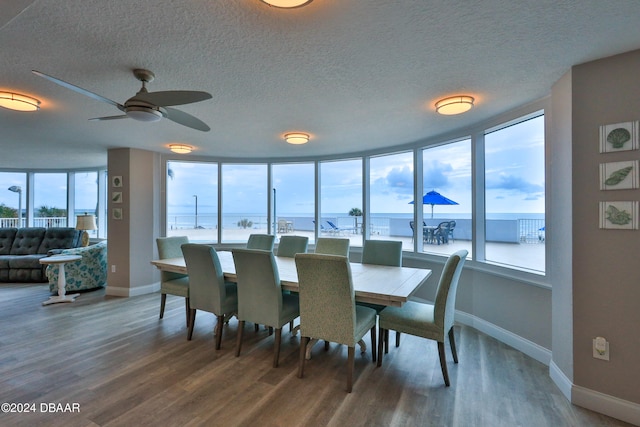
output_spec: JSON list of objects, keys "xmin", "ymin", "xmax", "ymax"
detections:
[{"xmin": 0, "ymin": 115, "xmax": 544, "ymax": 218}]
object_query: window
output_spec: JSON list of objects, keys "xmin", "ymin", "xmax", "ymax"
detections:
[
  {"xmin": 74, "ymin": 171, "xmax": 99, "ymax": 240},
  {"xmin": 0, "ymin": 172, "xmax": 26, "ymax": 227},
  {"xmin": 166, "ymin": 161, "xmax": 218, "ymax": 242},
  {"xmin": 319, "ymin": 159, "xmax": 363, "ymax": 246},
  {"xmin": 221, "ymin": 164, "xmax": 268, "ymax": 243},
  {"xmin": 369, "ymin": 151, "xmax": 414, "ymax": 251},
  {"xmin": 34, "ymin": 173, "xmax": 68, "ymax": 227},
  {"xmin": 421, "ymin": 140, "xmax": 472, "ymax": 257},
  {"xmin": 484, "ymin": 114, "xmax": 545, "ymax": 272},
  {"xmin": 272, "ymin": 163, "xmax": 315, "ymax": 244}
]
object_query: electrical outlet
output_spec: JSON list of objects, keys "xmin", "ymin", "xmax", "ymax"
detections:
[
  {"xmin": 593, "ymin": 337, "xmax": 609, "ymax": 361},
  {"xmin": 111, "ymin": 265, "xmax": 116, "ymax": 273}
]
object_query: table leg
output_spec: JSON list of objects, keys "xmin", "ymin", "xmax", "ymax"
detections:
[{"xmin": 42, "ymin": 263, "xmax": 80, "ymax": 306}]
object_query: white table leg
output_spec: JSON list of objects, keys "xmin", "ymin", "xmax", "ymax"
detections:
[{"xmin": 42, "ymin": 262, "xmax": 80, "ymax": 306}]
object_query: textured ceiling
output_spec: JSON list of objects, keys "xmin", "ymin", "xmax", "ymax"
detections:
[{"xmin": 2, "ymin": 0, "xmax": 640, "ymax": 169}]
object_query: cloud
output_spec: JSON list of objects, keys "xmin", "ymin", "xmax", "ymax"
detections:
[
  {"xmin": 422, "ymin": 159, "xmax": 453, "ymax": 189},
  {"xmin": 487, "ymin": 173, "xmax": 544, "ymax": 197}
]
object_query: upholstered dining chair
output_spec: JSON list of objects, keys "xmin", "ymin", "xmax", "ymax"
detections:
[
  {"xmin": 181, "ymin": 244, "xmax": 238, "ymax": 350},
  {"xmin": 314, "ymin": 237, "xmax": 350, "ymax": 256},
  {"xmin": 359, "ymin": 239, "xmax": 403, "ymax": 345},
  {"xmin": 276, "ymin": 235, "xmax": 309, "ymax": 257},
  {"xmin": 232, "ymin": 248, "xmax": 300, "ymax": 368},
  {"xmin": 246, "ymin": 234, "xmax": 275, "ymax": 252},
  {"xmin": 377, "ymin": 250, "xmax": 468, "ymax": 387},
  {"xmin": 156, "ymin": 236, "xmax": 190, "ymax": 326},
  {"xmin": 295, "ymin": 253, "xmax": 377, "ymax": 393}
]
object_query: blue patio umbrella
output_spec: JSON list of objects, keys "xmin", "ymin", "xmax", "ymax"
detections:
[{"xmin": 410, "ymin": 190, "xmax": 459, "ymax": 218}]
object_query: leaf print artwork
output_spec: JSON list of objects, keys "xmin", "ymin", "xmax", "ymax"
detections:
[
  {"xmin": 604, "ymin": 166, "xmax": 633, "ymax": 186},
  {"xmin": 605, "ymin": 204, "xmax": 632, "ymax": 225}
]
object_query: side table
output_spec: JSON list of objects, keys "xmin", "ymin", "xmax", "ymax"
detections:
[{"xmin": 39, "ymin": 254, "xmax": 83, "ymax": 306}]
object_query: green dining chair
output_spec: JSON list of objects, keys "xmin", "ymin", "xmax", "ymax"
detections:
[
  {"xmin": 246, "ymin": 234, "xmax": 275, "ymax": 251},
  {"xmin": 181, "ymin": 244, "xmax": 238, "ymax": 350},
  {"xmin": 156, "ymin": 236, "xmax": 190, "ymax": 326},
  {"xmin": 276, "ymin": 235, "xmax": 309, "ymax": 257},
  {"xmin": 377, "ymin": 250, "xmax": 468, "ymax": 387},
  {"xmin": 295, "ymin": 253, "xmax": 377, "ymax": 393},
  {"xmin": 314, "ymin": 237, "xmax": 350, "ymax": 256},
  {"xmin": 232, "ymin": 248, "xmax": 300, "ymax": 368},
  {"xmin": 359, "ymin": 239, "xmax": 403, "ymax": 345}
]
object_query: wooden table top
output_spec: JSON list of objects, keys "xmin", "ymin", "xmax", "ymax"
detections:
[{"xmin": 151, "ymin": 250, "xmax": 431, "ymax": 307}]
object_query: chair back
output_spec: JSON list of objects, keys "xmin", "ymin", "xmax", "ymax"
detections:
[
  {"xmin": 361, "ymin": 239, "xmax": 402, "ymax": 266},
  {"xmin": 247, "ymin": 234, "xmax": 275, "ymax": 251},
  {"xmin": 181, "ymin": 244, "xmax": 228, "ymax": 314},
  {"xmin": 315, "ymin": 237, "xmax": 350, "ymax": 256},
  {"xmin": 157, "ymin": 236, "xmax": 189, "ymax": 281},
  {"xmin": 276, "ymin": 235, "xmax": 309, "ymax": 257},
  {"xmin": 232, "ymin": 248, "xmax": 283, "ymax": 326},
  {"xmin": 434, "ymin": 250, "xmax": 468, "ymax": 332},
  {"xmin": 295, "ymin": 253, "xmax": 357, "ymax": 346}
]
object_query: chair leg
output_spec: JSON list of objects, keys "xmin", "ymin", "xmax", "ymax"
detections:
[
  {"xmin": 255, "ymin": 323, "xmax": 259, "ymax": 332},
  {"xmin": 298, "ymin": 336, "xmax": 310, "ymax": 378},
  {"xmin": 215, "ymin": 315, "xmax": 224, "ymax": 350},
  {"xmin": 384, "ymin": 329, "xmax": 389, "ymax": 354},
  {"xmin": 449, "ymin": 327, "xmax": 458, "ymax": 363},
  {"xmin": 289, "ymin": 320, "xmax": 294, "ymax": 331},
  {"xmin": 377, "ymin": 326, "xmax": 384, "ymax": 367},
  {"xmin": 273, "ymin": 327, "xmax": 282, "ymax": 368},
  {"xmin": 347, "ymin": 346, "xmax": 355, "ymax": 393},
  {"xmin": 185, "ymin": 298, "xmax": 190, "ymax": 327},
  {"xmin": 324, "ymin": 340, "xmax": 330, "ymax": 351},
  {"xmin": 395, "ymin": 331, "xmax": 401, "ymax": 348},
  {"xmin": 437, "ymin": 341, "xmax": 450, "ymax": 386},
  {"xmin": 187, "ymin": 309, "xmax": 196, "ymax": 340},
  {"xmin": 370, "ymin": 326, "xmax": 377, "ymax": 362},
  {"xmin": 159, "ymin": 293, "xmax": 167, "ymax": 319},
  {"xmin": 235, "ymin": 320, "xmax": 245, "ymax": 357}
]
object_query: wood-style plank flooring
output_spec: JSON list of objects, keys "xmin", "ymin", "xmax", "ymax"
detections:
[{"xmin": 0, "ymin": 283, "xmax": 632, "ymax": 427}]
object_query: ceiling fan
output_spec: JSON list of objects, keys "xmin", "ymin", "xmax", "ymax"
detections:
[{"xmin": 32, "ymin": 69, "xmax": 212, "ymax": 132}]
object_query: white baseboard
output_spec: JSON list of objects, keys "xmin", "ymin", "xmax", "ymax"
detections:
[
  {"xmin": 452, "ymin": 308, "xmax": 552, "ymax": 365},
  {"xmin": 106, "ymin": 282, "xmax": 160, "ymax": 297},
  {"xmin": 549, "ymin": 360, "xmax": 572, "ymax": 401},
  {"xmin": 573, "ymin": 384, "xmax": 640, "ymax": 426}
]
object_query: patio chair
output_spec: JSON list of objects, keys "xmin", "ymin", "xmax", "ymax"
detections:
[
  {"xmin": 447, "ymin": 220, "xmax": 456, "ymax": 242},
  {"xmin": 433, "ymin": 221, "xmax": 451, "ymax": 245},
  {"xmin": 325, "ymin": 220, "xmax": 342, "ymax": 235}
]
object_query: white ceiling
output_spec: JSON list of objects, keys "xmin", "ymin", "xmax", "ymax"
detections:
[{"xmin": 2, "ymin": 0, "xmax": 640, "ymax": 169}]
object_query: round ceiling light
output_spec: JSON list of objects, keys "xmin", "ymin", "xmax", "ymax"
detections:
[
  {"xmin": 284, "ymin": 133, "xmax": 309, "ymax": 145},
  {"xmin": 169, "ymin": 144, "xmax": 193, "ymax": 154},
  {"xmin": 435, "ymin": 96, "xmax": 474, "ymax": 115},
  {"xmin": 260, "ymin": 0, "xmax": 313, "ymax": 8},
  {"xmin": 0, "ymin": 92, "xmax": 41, "ymax": 112}
]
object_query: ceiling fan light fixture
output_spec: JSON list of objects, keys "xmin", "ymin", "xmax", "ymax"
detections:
[
  {"xmin": 126, "ymin": 106, "xmax": 163, "ymax": 122},
  {"xmin": 435, "ymin": 95, "xmax": 474, "ymax": 115},
  {"xmin": 0, "ymin": 92, "xmax": 40, "ymax": 112},
  {"xmin": 260, "ymin": 0, "xmax": 313, "ymax": 8},
  {"xmin": 284, "ymin": 132, "xmax": 309, "ymax": 145},
  {"xmin": 169, "ymin": 144, "xmax": 193, "ymax": 154}
]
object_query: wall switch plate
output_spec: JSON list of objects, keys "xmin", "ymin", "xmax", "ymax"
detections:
[
  {"xmin": 111, "ymin": 265, "xmax": 116, "ymax": 273},
  {"xmin": 593, "ymin": 337, "xmax": 609, "ymax": 361}
]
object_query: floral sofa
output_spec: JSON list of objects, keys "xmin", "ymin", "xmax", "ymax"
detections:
[
  {"xmin": 45, "ymin": 241, "xmax": 108, "ymax": 293},
  {"xmin": 0, "ymin": 227, "xmax": 82, "ymax": 282}
]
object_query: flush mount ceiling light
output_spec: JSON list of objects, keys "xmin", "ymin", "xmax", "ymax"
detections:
[
  {"xmin": 435, "ymin": 96, "xmax": 474, "ymax": 115},
  {"xmin": 0, "ymin": 92, "xmax": 41, "ymax": 112},
  {"xmin": 284, "ymin": 133, "xmax": 309, "ymax": 145},
  {"xmin": 260, "ymin": 0, "xmax": 313, "ymax": 8},
  {"xmin": 169, "ymin": 144, "xmax": 193, "ymax": 154}
]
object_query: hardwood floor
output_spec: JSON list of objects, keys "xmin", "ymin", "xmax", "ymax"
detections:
[{"xmin": 0, "ymin": 283, "xmax": 632, "ymax": 427}]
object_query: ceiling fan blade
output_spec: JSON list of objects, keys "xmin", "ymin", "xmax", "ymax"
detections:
[
  {"xmin": 32, "ymin": 70, "xmax": 125, "ymax": 112},
  {"xmin": 165, "ymin": 107, "xmax": 210, "ymax": 132},
  {"xmin": 135, "ymin": 90, "xmax": 212, "ymax": 107},
  {"xmin": 89, "ymin": 115, "xmax": 129, "ymax": 121}
]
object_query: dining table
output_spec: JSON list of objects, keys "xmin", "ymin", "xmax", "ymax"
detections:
[{"xmin": 151, "ymin": 250, "xmax": 432, "ymax": 308}]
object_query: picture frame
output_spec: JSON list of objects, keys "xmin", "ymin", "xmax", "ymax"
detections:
[
  {"xmin": 112, "ymin": 191, "xmax": 122, "ymax": 203},
  {"xmin": 599, "ymin": 121, "xmax": 639, "ymax": 153},
  {"xmin": 599, "ymin": 201, "xmax": 638, "ymax": 229},
  {"xmin": 112, "ymin": 175, "xmax": 122, "ymax": 188},
  {"xmin": 112, "ymin": 208, "xmax": 123, "ymax": 220},
  {"xmin": 599, "ymin": 160, "xmax": 639, "ymax": 190}
]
